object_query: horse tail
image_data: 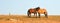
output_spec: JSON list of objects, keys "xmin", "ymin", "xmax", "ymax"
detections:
[{"xmin": 27, "ymin": 9, "xmax": 30, "ymax": 17}]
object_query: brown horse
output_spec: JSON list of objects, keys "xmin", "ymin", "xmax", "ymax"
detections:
[
  {"xmin": 37, "ymin": 8, "xmax": 48, "ymax": 18},
  {"xmin": 27, "ymin": 7, "xmax": 40, "ymax": 17}
]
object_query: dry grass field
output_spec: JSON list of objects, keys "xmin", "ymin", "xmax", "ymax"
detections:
[{"xmin": 0, "ymin": 15, "xmax": 60, "ymax": 23}]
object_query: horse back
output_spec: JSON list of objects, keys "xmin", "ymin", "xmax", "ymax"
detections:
[
  {"xmin": 28, "ymin": 8, "xmax": 36, "ymax": 13},
  {"xmin": 38, "ymin": 9, "xmax": 47, "ymax": 14}
]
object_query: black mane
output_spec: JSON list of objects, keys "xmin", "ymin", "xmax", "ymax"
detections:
[{"xmin": 35, "ymin": 7, "xmax": 40, "ymax": 11}]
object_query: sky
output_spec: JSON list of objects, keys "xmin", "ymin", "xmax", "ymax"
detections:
[{"xmin": 0, "ymin": 0, "xmax": 60, "ymax": 15}]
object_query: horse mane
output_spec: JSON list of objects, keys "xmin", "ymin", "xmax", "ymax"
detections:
[{"xmin": 35, "ymin": 7, "xmax": 40, "ymax": 11}]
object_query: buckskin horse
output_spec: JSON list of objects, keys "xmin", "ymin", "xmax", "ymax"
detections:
[
  {"xmin": 37, "ymin": 8, "xmax": 48, "ymax": 18},
  {"xmin": 27, "ymin": 7, "xmax": 40, "ymax": 17}
]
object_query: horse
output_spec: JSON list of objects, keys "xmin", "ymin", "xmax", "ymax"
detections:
[
  {"xmin": 37, "ymin": 8, "xmax": 48, "ymax": 18},
  {"xmin": 27, "ymin": 8, "xmax": 37, "ymax": 17},
  {"xmin": 27, "ymin": 7, "xmax": 40, "ymax": 17}
]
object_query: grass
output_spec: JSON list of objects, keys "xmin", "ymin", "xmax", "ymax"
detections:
[{"xmin": 0, "ymin": 15, "xmax": 60, "ymax": 23}]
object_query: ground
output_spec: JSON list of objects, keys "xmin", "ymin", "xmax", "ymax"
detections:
[{"xmin": 0, "ymin": 15, "xmax": 60, "ymax": 23}]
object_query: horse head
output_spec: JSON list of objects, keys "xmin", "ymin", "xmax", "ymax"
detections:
[{"xmin": 35, "ymin": 7, "xmax": 40, "ymax": 11}]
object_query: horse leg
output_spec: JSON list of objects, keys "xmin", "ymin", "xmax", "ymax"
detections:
[
  {"xmin": 34, "ymin": 13, "xmax": 36, "ymax": 18},
  {"xmin": 27, "ymin": 12, "xmax": 31, "ymax": 17},
  {"xmin": 28, "ymin": 13, "xmax": 29, "ymax": 17},
  {"xmin": 44, "ymin": 12, "xmax": 48, "ymax": 18},
  {"xmin": 29, "ymin": 13, "xmax": 31, "ymax": 17},
  {"xmin": 38, "ymin": 13, "xmax": 40, "ymax": 18},
  {"xmin": 45, "ymin": 14, "xmax": 48, "ymax": 18},
  {"xmin": 34, "ymin": 13, "xmax": 35, "ymax": 16},
  {"xmin": 27, "ymin": 12, "xmax": 29, "ymax": 16},
  {"xmin": 35, "ymin": 13, "xmax": 37, "ymax": 18},
  {"xmin": 36, "ymin": 13, "xmax": 37, "ymax": 18}
]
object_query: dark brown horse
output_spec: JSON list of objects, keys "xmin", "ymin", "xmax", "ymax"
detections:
[{"xmin": 27, "ymin": 7, "xmax": 40, "ymax": 17}]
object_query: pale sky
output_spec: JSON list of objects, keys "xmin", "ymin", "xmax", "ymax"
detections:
[{"xmin": 0, "ymin": 0, "xmax": 60, "ymax": 15}]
